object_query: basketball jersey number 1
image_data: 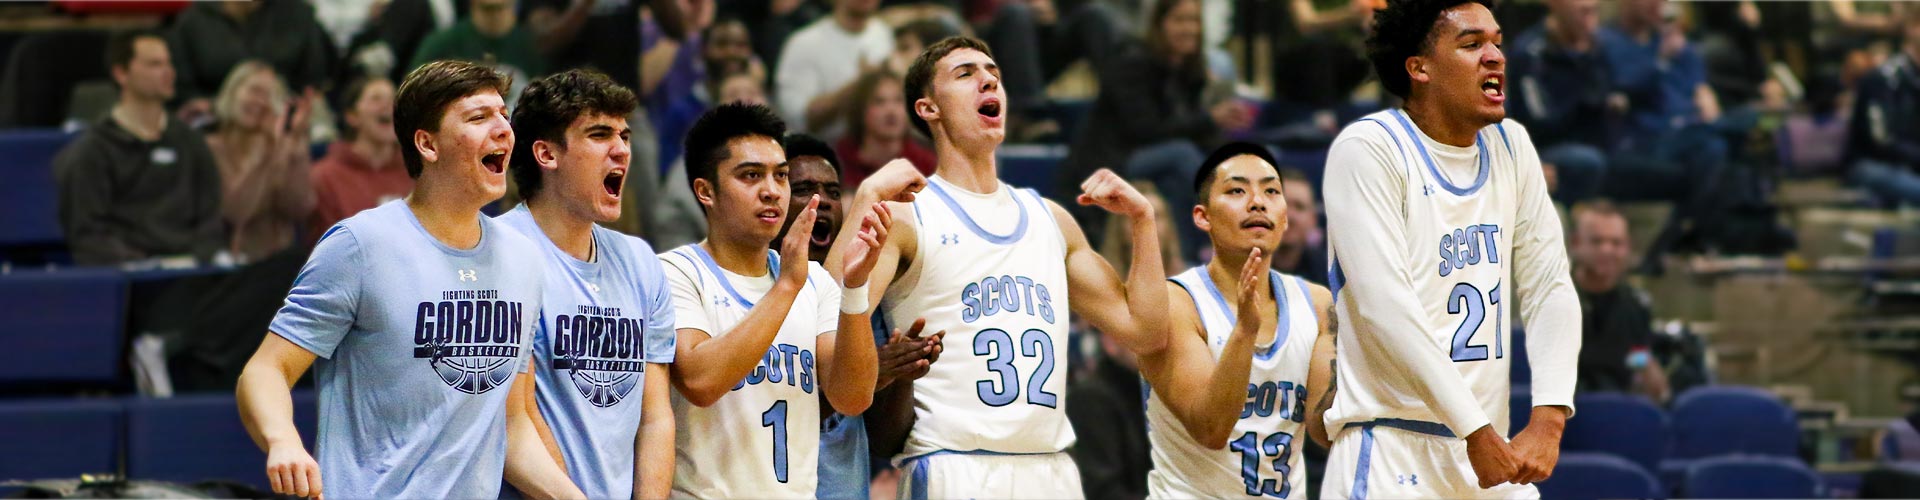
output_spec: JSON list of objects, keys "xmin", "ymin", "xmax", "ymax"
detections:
[
  {"xmin": 974, "ymin": 328, "xmax": 1059, "ymax": 407},
  {"xmin": 762, "ymin": 400, "xmax": 790, "ymax": 483}
]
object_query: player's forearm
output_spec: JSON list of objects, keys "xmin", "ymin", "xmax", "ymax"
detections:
[
  {"xmin": 506, "ymin": 415, "xmax": 584, "ymax": 499},
  {"xmin": 1115, "ymin": 213, "xmax": 1171, "ymax": 353},
  {"xmin": 236, "ymin": 358, "xmax": 302, "ymax": 451},
  {"xmin": 1186, "ymin": 323, "xmax": 1260, "ymax": 448},
  {"xmin": 677, "ymin": 283, "xmax": 804, "ymax": 405},
  {"xmin": 635, "ymin": 364, "xmax": 675, "ymax": 500},
  {"xmin": 824, "ymin": 314, "xmax": 879, "ymax": 415}
]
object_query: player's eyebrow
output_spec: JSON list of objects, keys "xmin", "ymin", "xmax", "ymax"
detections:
[
  {"xmin": 1456, "ymin": 28, "xmax": 1500, "ymax": 39},
  {"xmin": 950, "ymin": 61, "xmax": 998, "ymax": 75},
  {"xmin": 583, "ymin": 124, "xmax": 617, "ymax": 135},
  {"xmin": 1225, "ymin": 175, "xmax": 1280, "ymax": 184}
]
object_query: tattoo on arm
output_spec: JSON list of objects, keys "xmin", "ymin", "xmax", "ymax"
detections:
[{"xmin": 1317, "ymin": 358, "xmax": 1338, "ymax": 413}]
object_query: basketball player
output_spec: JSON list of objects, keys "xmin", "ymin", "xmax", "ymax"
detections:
[
  {"xmin": 1318, "ymin": 0, "xmax": 1581, "ymax": 497},
  {"xmin": 658, "ymin": 102, "xmax": 892, "ymax": 498},
  {"xmin": 824, "ymin": 36, "xmax": 1172, "ymax": 499},
  {"xmin": 1138, "ymin": 142, "xmax": 1337, "ymax": 499},
  {"xmin": 236, "ymin": 60, "xmax": 541, "ymax": 498},
  {"xmin": 493, "ymin": 70, "xmax": 676, "ymax": 499}
]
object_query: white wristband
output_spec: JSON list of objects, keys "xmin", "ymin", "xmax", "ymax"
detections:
[{"xmin": 840, "ymin": 283, "xmax": 871, "ymax": 315}]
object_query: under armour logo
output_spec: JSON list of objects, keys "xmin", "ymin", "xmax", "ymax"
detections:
[
  {"xmin": 714, "ymin": 295, "xmax": 730, "ymax": 307},
  {"xmin": 458, "ymin": 269, "xmax": 478, "ymax": 282},
  {"xmin": 1423, "ymin": 185, "xmax": 1435, "ymax": 196},
  {"xmin": 1397, "ymin": 474, "xmax": 1418, "ymax": 485},
  {"xmin": 585, "ymin": 283, "xmax": 601, "ymax": 294},
  {"xmin": 941, "ymin": 234, "xmax": 960, "ymax": 245}
]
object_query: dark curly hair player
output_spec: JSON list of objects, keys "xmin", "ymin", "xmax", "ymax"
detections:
[{"xmin": 1316, "ymin": 0, "xmax": 1584, "ymax": 497}]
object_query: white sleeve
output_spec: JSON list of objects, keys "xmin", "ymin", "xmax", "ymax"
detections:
[
  {"xmin": 774, "ymin": 34, "xmax": 820, "ymax": 131},
  {"xmin": 1502, "ymin": 122, "xmax": 1583, "ymax": 413},
  {"xmin": 660, "ymin": 252, "xmax": 715, "ymax": 338},
  {"xmin": 1323, "ymin": 126, "xmax": 1492, "ymax": 436},
  {"xmin": 811, "ymin": 263, "xmax": 842, "ymax": 336}
]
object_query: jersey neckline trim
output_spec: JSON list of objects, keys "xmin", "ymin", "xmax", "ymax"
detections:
[
  {"xmin": 689, "ymin": 244, "xmax": 780, "ymax": 309},
  {"xmin": 926, "ymin": 177, "xmax": 1030, "ymax": 245},
  {"xmin": 1389, "ymin": 109, "xmax": 1491, "ymax": 197},
  {"xmin": 1197, "ymin": 268, "xmax": 1290, "ymax": 360}
]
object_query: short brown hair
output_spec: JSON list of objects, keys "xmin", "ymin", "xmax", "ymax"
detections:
[
  {"xmin": 394, "ymin": 60, "xmax": 512, "ymax": 178},
  {"xmin": 844, "ymin": 68, "xmax": 903, "ymax": 141},
  {"xmin": 1570, "ymin": 199, "xmax": 1626, "ymax": 235},
  {"xmin": 904, "ymin": 36, "xmax": 994, "ymax": 138}
]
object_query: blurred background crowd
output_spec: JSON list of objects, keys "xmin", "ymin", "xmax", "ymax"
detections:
[{"xmin": 0, "ymin": 0, "xmax": 1918, "ymax": 497}]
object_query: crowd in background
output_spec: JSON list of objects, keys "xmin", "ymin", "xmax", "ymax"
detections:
[{"xmin": 9, "ymin": 0, "xmax": 1920, "ymax": 496}]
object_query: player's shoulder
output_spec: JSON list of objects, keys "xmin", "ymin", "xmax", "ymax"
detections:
[
  {"xmin": 482, "ymin": 214, "xmax": 542, "ymax": 253},
  {"xmin": 1329, "ymin": 111, "xmax": 1409, "ymax": 159},
  {"xmin": 656, "ymin": 244, "xmax": 705, "ymax": 281},
  {"xmin": 1485, "ymin": 118, "xmax": 1534, "ymax": 146}
]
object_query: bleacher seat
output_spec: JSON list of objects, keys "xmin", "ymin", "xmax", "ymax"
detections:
[
  {"xmin": 1564, "ymin": 393, "xmax": 1669, "ymax": 476},
  {"xmin": 0, "ymin": 268, "xmax": 126, "ymax": 385},
  {"xmin": 1683, "ymin": 455, "xmax": 1824, "ymax": 499},
  {"xmin": 0, "ymin": 399, "xmax": 120, "ymax": 481},
  {"xmin": 0, "ymin": 129, "xmax": 76, "ymax": 249},
  {"xmin": 1669, "ymin": 386, "xmax": 1798, "ymax": 459},
  {"xmin": 998, "ymin": 144, "xmax": 1066, "ymax": 197},
  {"xmin": 125, "ymin": 392, "xmax": 318, "ymax": 488},
  {"xmin": 1537, "ymin": 452, "xmax": 1663, "ymax": 500}
]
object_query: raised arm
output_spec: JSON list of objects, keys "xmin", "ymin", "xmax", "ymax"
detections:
[
  {"xmin": 1322, "ymin": 130, "xmax": 1501, "ymax": 459},
  {"xmin": 826, "ymin": 159, "xmax": 926, "ymax": 459},
  {"xmin": 815, "ymin": 202, "xmax": 897, "ymax": 415},
  {"xmin": 504, "ymin": 374, "xmax": 585, "ymax": 499},
  {"xmin": 668, "ymin": 199, "xmax": 822, "ymax": 407},
  {"xmin": 1061, "ymin": 169, "xmax": 1171, "ymax": 355},
  {"xmin": 1136, "ymin": 250, "xmax": 1270, "ymax": 449},
  {"xmin": 1504, "ymin": 123, "xmax": 1582, "ymax": 484}
]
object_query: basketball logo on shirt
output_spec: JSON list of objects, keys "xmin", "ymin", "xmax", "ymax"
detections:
[
  {"xmin": 553, "ymin": 304, "xmax": 649, "ymax": 407},
  {"xmin": 413, "ymin": 289, "xmax": 525, "ymax": 394}
]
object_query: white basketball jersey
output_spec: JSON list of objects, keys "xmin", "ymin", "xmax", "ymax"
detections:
[
  {"xmin": 659, "ymin": 245, "xmax": 839, "ymax": 499},
  {"xmin": 882, "ymin": 175, "xmax": 1073, "ymax": 460},
  {"xmin": 1146, "ymin": 267, "xmax": 1318, "ymax": 499},
  {"xmin": 1324, "ymin": 109, "xmax": 1528, "ymax": 436}
]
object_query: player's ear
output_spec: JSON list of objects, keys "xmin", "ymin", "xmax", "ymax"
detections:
[
  {"xmin": 914, "ymin": 97, "xmax": 938, "ymax": 126},
  {"xmin": 532, "ymin": 139, "xmax": 560, "ymax": 172},
  {"xmin": 1192, "ymin": 203, "xmax": 1211, "ymax": 233},
  {"xmin": 1405, "ymin": 55, "xmax": 1430, "ymax": 86},
  {"xmin": 693, "ymin": 175, "xmax": 716, "ymax": 211},
  {"xmin": 413, "ymin": 128, "xmax": 438, "ymax": 166}
]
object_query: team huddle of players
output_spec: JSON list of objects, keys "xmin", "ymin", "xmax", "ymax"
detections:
[{"xmin": 232, "ymin": 0, "xmax": 1581, "ymax": 498}]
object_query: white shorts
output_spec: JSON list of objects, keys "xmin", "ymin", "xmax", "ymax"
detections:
[
  {"xmin": 1321, "ymin": 420, "xmax": 1539, "ymax": 500},
  {"xmin": 897, "ymin": 451, "xmax": 1084, "ymax": 500}
]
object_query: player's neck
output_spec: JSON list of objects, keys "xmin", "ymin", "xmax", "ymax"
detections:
[
  {"xmin": 1401, "ymin": 102, "xmax": 1479, "ymax": 148},
  {"xmin": 404, "ymin": 182, "xmax": 485, "ymax": 250},
  {"xmin": 931, "ymin": 135, "xmax": 999, "ymax": 194},
  {"xmin": 526, "ymin": 197, "xmax": 596, "ymax": 262},
  {"xmin": 702, "ymin": 233, "xmax": 772, "ymax": 277},
  {"xmin": 111, "ymin": 99, "xmax": 167, "ymax": 140}
]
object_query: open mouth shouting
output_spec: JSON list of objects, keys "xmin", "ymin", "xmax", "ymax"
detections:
[
  {"xmin": 602, "ymin": 169, "xmax": 625, "ymax": 199},
  {"xmin": 977, "ymin": 97, "xmax": 1004, "ymax": 128},
  {"xmin": 808, "ymin": 218, "xmax": 835, "ymax": 248},
  {"xmin": 481, "ymin": 149, "xmax": 508, "ymax": 175},
  {"xmin": 1481, "ymin": 73, "xmax": 1505, "ymax": 103}
]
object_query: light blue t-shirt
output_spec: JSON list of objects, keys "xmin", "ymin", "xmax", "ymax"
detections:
[
  {"xmin": 269, "ymin": 200, "xmax": 543, "ymax": 499},
  {"xmin": 496, "ymin": 206, "xmax": 678, "ymax": 499}
]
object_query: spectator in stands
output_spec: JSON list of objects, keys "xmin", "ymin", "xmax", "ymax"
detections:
[
  {"xmin": 704, "ymin": 18, "xmax": 768, "ymax": 90},
  {"xmin": 642, "ymin": 2, "xmax": 717, "ymax": 173},
  {"xmin": 1266, "ymin": 0, "xmax": 1374, "ymax": 113},
  {"xmin": 168, "ymin": 0, "xmax": 334, "ymax": 126},
  {"xmin": 1269, "ymin": 168, "xmax": 1327, "ymax": 285},
  {"xmin": 56, "ymin": 30, "xmax": 226, "ymax": 267},
  {"xmin": 206, "ymin": 62, "xmax": 317, "ymax": 263},
  {"xmin": 1066, "ymin": 334, "xmax": 1150, "ymax": 500},
  {"xmin": 1062, "ymin": 0, "xmax": 1249, "ymax": 263},
  {"xmin": 775, "ymin": 0, "xmax": 894, "ymax": 135},
  {"xmin": 1570, "ymin": 201, "xmax": 1670, "ymax": 403},
  {"xmin": 310, "ymin": 75, "xmax": 412, "ymax": 242},
  {"xmin": 1847, "ymin": 10, "xmax": 1920, "ymax": 206},
  {"xmin": 410, "ymin": 0, "xmax": 544, "ymax": 105},
  {"xmin": 835, "ymin": 70, "xmax": 935, "ymax": 190},
  {"xmin": 526, "ymin": 0, "xmax": 649, "ymax": 91},
  {"xmin": 652, "ymin": 72, "xmax": 770, "ymax": 250},
  {"xmin": 1507, "ymin": 0, "xmax": 1611, "ymax": 202},
  {"xmin": 976, "ymin": 0, "xmax": 1125, "ymax": 140},
  {"xmin": 329, "ymin": 0, "xmax": 455, "ymax": 85}
]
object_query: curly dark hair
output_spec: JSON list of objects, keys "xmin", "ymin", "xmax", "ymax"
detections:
[
  {"xmin": 508, "ymin": 69, "xmax": 639, "ymax": 201},
  {"xmin": 1366, "ymin": 0, "xmax": 1497, "ymax": 99}
]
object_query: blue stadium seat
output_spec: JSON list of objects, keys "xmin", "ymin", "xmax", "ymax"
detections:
[
  {"xmin": 125, "ymin": 391, "xmax": 317, "ymax": 488},
  {"xmin": 1537, "ymin": 452, "xmax": 1663, "ymax": 500},
  {"xmin": 0, "ymin": 268, "xmax": 126, "ymax": 385},
  {"xmin": 0, "ymin": 128, "xmax": 75, "ymax": 248},
  {"xmin": 1683, "ymin": 455, "xmax": 1823, "ymax": 499},
  {"xmin": 0, "ymin": 399, "xmax": 121, "ymax": 481},
  {"xmin": 997, "ymin": 144, "xmax": 1066, "ymax": 197},
  {"xmin": 1668, "ymin": 386, "xmax": 1798, "ymax": 459},
  {"xmin": 1564, "ymin": 393, "xmax": 1669, "ymax": 476},
  {"xmin": 1510, "ymin": 327, "xmax": 1531, "ymax": 386}
]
